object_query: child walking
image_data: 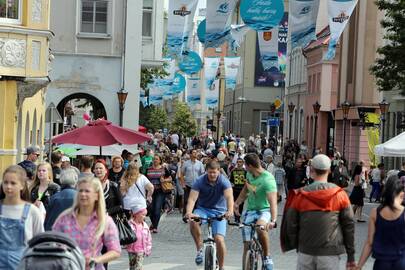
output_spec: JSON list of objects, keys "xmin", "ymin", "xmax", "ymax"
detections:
[
  {"xmin": 274, "ymin": 162, "xmax": 286, "ymax": 202},
  {"xmin": 127, "ymin": 208, "xmax": 152, "ymax": 270}
]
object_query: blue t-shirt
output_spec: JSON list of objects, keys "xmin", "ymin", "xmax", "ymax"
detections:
[{"xmin": 191, "ymin": 174, "xmax": 232, "ymax": 212}]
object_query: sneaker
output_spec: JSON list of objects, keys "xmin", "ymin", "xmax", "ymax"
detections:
[
  {"xmin": 195, "ymin": 248, "xmax": 203, "ymax": 265},
  {"xmin": 263, "ymin": 256, "xmax": 274, "ymax": 270}
]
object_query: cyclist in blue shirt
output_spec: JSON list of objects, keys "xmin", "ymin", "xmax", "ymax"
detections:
[{"xmin": 185, "ymin": 160, "xmax": 234, "ymax": 270}]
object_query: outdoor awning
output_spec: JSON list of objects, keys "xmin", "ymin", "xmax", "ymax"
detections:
[{"xmin": 375, "ymin": 132, "xmax": 405, "ymax": 157}]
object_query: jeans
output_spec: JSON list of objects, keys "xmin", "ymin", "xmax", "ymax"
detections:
[
  {"xmin": 370, "ymin": 182, "xmax": 381, "ymax": 201},
  {"xmin": 150, "ymin": 189, "xmax": 166, "ymax": 229},
  {"xmin": 183, "ymin": 186, "xmax": 192, "ymax": 217},
  {"xmin": 374, "ymin": 257, "xmax": 405, "ymax": 270}
]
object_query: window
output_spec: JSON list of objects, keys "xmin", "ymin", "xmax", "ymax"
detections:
[
  {"xmin": 0, "ymin": 0, "xmax": 21, "ymax": 24},
  {"xmin": 142, "ymin": 0, "xmax": 153, "ymax": 38},
  {"xmin": 81, "ymin": 0, "xmax": 108, "ymax": 34}
]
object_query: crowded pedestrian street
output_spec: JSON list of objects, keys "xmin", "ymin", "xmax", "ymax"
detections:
[{"xmin": 1, "ymin": 0, "xmax": 405, "ymax": 270}]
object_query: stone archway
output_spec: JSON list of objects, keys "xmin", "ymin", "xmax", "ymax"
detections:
[{"xmin": 56, "ymin": 93, "xmax": 107, "ymax": 132}]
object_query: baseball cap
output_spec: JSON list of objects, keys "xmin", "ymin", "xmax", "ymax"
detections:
[
  {"xmin": 25, "ymin": 146, "xmax": 40, "ymax": 155},
  {"xmin": 311, "ymin": 154, "xmax": 331, "ymax": 170},
  {"xmin": 61, "ymin": 156, "xmax": 70, "ymax": 162}
]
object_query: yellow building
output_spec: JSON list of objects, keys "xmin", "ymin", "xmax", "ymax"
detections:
[{"xmin": 0, "ymin": 0, "xmax": 52, "ymax": 173}]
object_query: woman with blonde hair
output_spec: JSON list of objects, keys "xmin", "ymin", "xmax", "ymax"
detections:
[
  {"xmin": 120, "ymin": 162, "xmax": 154, "ymax": 215},
  {"xmin": 30, "ymin": 162, "xmax": 60, "ymax": 211},
  {"xmin": 52, "ymin": 177, "xmax": 121, "ymax": 270}
]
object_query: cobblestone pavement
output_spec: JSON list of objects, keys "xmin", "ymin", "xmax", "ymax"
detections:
[{"xmin": 110, "ymin": 196, "xmax": 375, "ymax": 270}]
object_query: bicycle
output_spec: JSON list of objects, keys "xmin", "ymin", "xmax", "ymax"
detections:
[
  {"xmin": 190, "ymin": 215, "xmax": 225, "ymax": 270},
  {"xmin": 228, "ymin": 221, "xmax": 276, "ymax": 270}
]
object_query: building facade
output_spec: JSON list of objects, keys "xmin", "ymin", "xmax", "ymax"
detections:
[
  {"xmin": 334, "ymin": 0, "xmax": 384, "ymax": 167},
  {"xmin": 46, "ymin": 0, "xmax": 164, "ymax": 141},
  {"xmin": 0, "ymin": 0, "xmax": 52, "ymax": 171}
]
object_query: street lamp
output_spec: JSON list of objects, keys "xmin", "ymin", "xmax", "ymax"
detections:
[
  {"xmin": 216, "ymin": 111, "xmax": 221, "ymax": 141},
  {"xmin": 312, "ymin": 101, "xmax": 321, "ymax": 156},
  {"xmin": 117, "ymin": 89, "xmax": 128, "ymax": 127},
  {"xmin": 379, "ymin": 99, "xmax": 390, "ymax": 163},
  {"xmin": 288, "ymin": 102, "xmax": 295, "ymax": 140},
  {"xmin": 238, "ymin": 96, "xmax": 247, "ymax": 136},
  {"xmin": 341, "ymin": 101, "xmax": 350, "ymax": 159}
]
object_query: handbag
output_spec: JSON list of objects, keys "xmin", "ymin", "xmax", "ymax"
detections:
[
  {"xmin": 115, "ymin": 214, "xmax": 137, "ymax": 245},
  {"xmin": 161, "ymin": 180, "xmax": 174, "ymax": 193}
]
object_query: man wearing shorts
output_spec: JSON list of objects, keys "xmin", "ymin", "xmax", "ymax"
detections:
[
  {"xmin": 234, "ymin": 153, "xmax": 278, "ymax": 270},
  {"xmin": 185, "ymin": 160, "xmax": 234, "ymax": 270}
]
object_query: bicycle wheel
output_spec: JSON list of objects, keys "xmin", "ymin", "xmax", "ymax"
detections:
[
  {"xmin": 204, "ymin": 245, "xmax": 214, "ymax": 270},
  {"xmin": 244, "ymin": 250, "xmax": 257, "ymax": 270}
]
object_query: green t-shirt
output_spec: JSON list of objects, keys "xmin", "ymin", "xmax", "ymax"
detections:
[
  {"xmin": 141, "ymin": 155, "xmax": 153, "ymax": 174},
  {"xmin": 246, "ymin": 170, "xmax": 277, "ymax": 211}
]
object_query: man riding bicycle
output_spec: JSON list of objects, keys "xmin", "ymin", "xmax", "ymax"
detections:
[
  {"xmin": 234, "ymin": 153, "xmax": 278, "ymax": 270},
  {"xmin": 185, "ymin": 160, "xmax": 234, "ymax": 270}
]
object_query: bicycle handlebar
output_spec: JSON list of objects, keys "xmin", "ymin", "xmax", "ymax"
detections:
[
  {"xmin": 228, "ymin": 221, "xmax": 275, "ymax": 230},
  {"xmin": 189, "ymin": 215, "xmax": 225, "ymax": 223}
]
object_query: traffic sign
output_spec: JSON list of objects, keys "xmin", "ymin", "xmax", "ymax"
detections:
[{"xmin": 267, "ymin": 117, "xmax": 280, "ymax": 127}]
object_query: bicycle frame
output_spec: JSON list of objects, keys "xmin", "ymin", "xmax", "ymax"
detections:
[
  {"xmin": 229, "ymin": 222, "xmax": 266, "ymax": 270},
  {"xmin": 191, "ymin": 215, "xmax": 224, "ymax": 270}
]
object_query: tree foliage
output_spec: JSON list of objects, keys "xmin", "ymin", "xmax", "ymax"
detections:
[
  {"xmin": 140, "ymin": 66, "xmax": 169, "ymax": 92},
  {"xmin": 370, "ymin": 0, "xmax": 405, "ymax": 95},
  {"xmin": 171, "ymin": 101, "xmax": 197, "ymax": 137},
  {"xmin": 146, "ymin": 105, "xmax": 169, "ymax": 132}
]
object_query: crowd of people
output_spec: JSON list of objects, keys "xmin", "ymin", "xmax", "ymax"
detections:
[{"xmin": 0, "ymin": 131, "xmax": 405, "ymax": 270}]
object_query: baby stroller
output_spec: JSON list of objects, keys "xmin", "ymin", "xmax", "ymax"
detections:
[{"xmin": 18, "ymin": 231, "xmax": 85, "ymax": 270}]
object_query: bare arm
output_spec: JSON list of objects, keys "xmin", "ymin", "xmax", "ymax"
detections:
[
  {"xmin": 267, "ymin": 190, "xmax": 278, "ymax": 225},
  {"xmin": 223, "ymin": 187, "xmax": 234, "ymax": 219},
  {"xmin": 357, "ymin": 208, "xmax": 376, "ymax": 269},
  {"xmin": 145, "ymin": 182, "xmax": 154, "ymax": 202},
  {"xmin": 94, "ymin": 250, "xmax": 120, "ymax": 265},
  {"xmin": 185, "ymin": 189, "xmax": 199, "ymax": 217}
]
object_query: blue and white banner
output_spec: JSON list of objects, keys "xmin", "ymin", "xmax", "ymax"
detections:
[
  {"xmin": 149, "ymin": 83, "xmax": 164, "ymax": 106},
  {"xmin": 255, "ymin": 12, "xmax": 288, "ymax": 87},
  {"xmin": 206, "ymin": 79, "xmax": 219, "ymax": 109},
  {"xmin": 140, "ymin": 90, "xmax": 148, "ymax": 107},
  {"xmin": 258, "ymin": 29, "xmax": 279, "ymax": 72},
  {"xmin": 290, "ymin": 0, "xmax": 320, "ymax": 49},
  {"xmin": 204, "ymin": 57, "xmax": 221, "ymax": 90},
  {"xmin": 187, "ymin": 77, "xmax": 201, "ymax": 106},
  {"xmin": 172, "ymin": 73, "xmax": 186, "ymax": 93},
  {"xmin": 179, "ymin": 51, "xmax": 203, "ymax": 75},
  {"xmin": 230, "ymin": 24, "xmax": 251, "ymax": 51},
  {"xmin": 240, "ymin": 0, "xmax": 285, "ymax": 31},
  {"xmin": 224, "ymin": 56, "xmax": 240, "ymax": 91},
  {"xmin": 205, "ymin": 0, "xmax": 237, "ymax": 48},
  {"xmin": 325, "ymin": 0, "xmax": 358, "ymax": 60},
  {"xmin": 167, "ymin": 0, "xmax": 198, "ymax": 58},
  {"xmin": 163, "ymin": 58, "xmax": 177, "ymax": 80}
]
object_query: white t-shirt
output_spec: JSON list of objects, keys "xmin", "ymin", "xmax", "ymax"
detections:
[
  {"xmin": 371, "ymin": 168, "xmax": 381, "ymax": 183},
  {"xmin": 171, "ymin": 134, "xmax": 179, "ymax": 146},
  {"xmin": 123, "ymin": 175, "xmax": 151, "ymax": 212},
  {"xmin": 0, "ymin": 203, "xmax": 44, "ymax": 244}
]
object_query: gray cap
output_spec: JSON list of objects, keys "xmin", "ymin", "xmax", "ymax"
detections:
[
  {"xmin": 25, "ymin": 146, "xmax": 40, "ymax": 155},
  {"xmin": 311, "ymin": 154, "xmax": 331, "ymax": 170}
]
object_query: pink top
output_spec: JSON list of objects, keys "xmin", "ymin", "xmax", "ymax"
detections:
[
  {"xmin": 126, "ymin": 220, "xmax": 152, "ymax": 256},
  {"xmin": 52, "ymin": 211, "xmax": 121, "ymax": 270}
]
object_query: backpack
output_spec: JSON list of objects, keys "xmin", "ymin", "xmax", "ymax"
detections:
[{"xmin": 18, "ymin": 231, "xmax": 85, "ymax": 270}]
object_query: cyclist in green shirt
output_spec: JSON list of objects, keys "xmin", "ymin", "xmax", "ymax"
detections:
[{"xmin": 234, "ymin": 153, "xmax": 278, "ymax": 270}]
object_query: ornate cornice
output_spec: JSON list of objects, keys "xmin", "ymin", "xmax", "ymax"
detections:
[{"xmin": 17, "ymin": 78, "xmax": 50, "ymax": 108}]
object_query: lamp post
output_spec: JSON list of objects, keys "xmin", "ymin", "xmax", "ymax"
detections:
[
  {"xmin": 288, "ymin": 102, "xmax": 295, "ymax": 140},
  {"xmin": 379, "ymin": 99, "xmax": 390, "ymax": 163},
  {"xmin": 238, "ymin": 96, "xmax": 247, "ymax": 136},
  {"xmin": 117, "ymin": 89, "xmax": 128, "ymax": 127},
  {"xmin": 341, "ymin": 101, "xmax": 350, "ymax": 160},
  {"xmin": 312, "ymin": 101, "xmax": 321, "ymax": 156},
  {"xmin": 216, "ymin": 111, "xmax": 221, "ymax": 141}
]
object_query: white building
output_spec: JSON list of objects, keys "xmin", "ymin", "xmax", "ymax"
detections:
[{"xmin": 46, "ymin": 0, "xmax": 164, "ymax": 138}]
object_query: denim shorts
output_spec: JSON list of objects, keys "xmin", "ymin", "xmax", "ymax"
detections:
[
  {"xmin": 241, "ymin": 209, "xmax": 271, "ymax": 241},
  {"xmin": 193, "ymin": 207, "xmax": 227, "ymax": 237}
]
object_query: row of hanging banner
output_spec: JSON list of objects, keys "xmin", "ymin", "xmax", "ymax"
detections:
[{"xmin": 146, "ymin": 0, "xmax": 359, "ymax": 107}]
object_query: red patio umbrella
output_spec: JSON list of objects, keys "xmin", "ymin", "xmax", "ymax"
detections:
[
  {"xmin": 138, "ymin": 125, "xmax": 147, "ymax": 133},
  {"xmin": 52, "ymin": 119, "xmax": 151, "ymax": 154}
]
